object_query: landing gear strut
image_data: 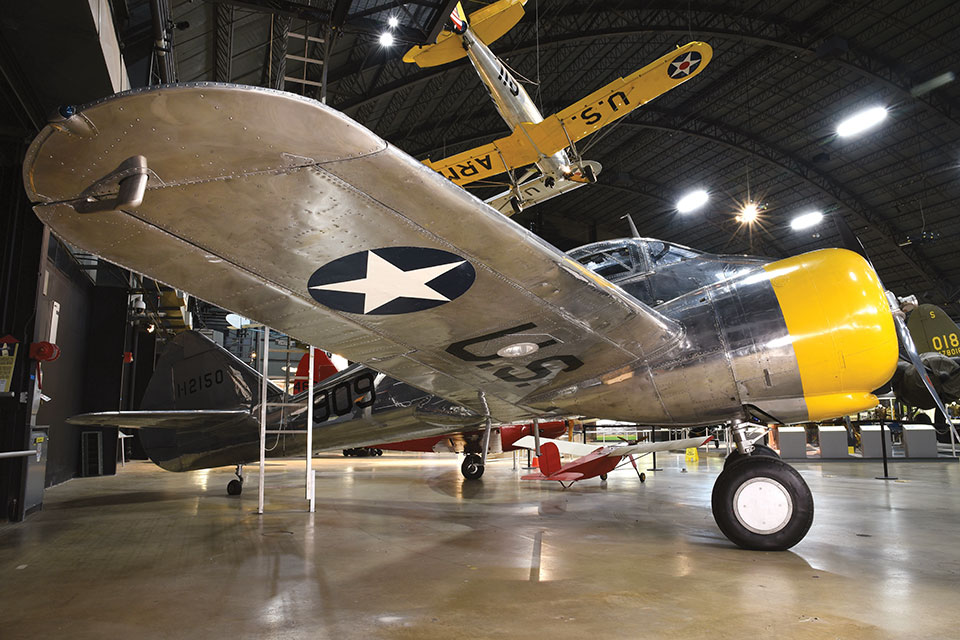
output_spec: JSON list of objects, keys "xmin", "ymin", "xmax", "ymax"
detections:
[
  {"xmin": 227, "ymin": 464, "xmax": 244, "ymax": 496},
  {"xmin": 712, "ymin": 421, "xmax": 813, "ymax": 550}
]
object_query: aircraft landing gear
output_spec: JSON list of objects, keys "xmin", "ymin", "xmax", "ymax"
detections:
[
  {"xmin": 581, "ymin": 164, "xmax": 596, "ymax": 183},
  {"xmin": 461, "ymin": 453, "xmax": 484, "ymax": 480},
  {"xmin": 509, "ymin": 196, "xmax": 522, "ymax": 215},
  {"xmin": 711, "ymin": 456, "xmax": 813, "ymax": 551},
  {"xmin": 723, "ymin": 443, "xmax": 779, "ymax": 470},
  {"xmin": 227, "ymin": 464, "xmax": 244, "ymax": 496}
]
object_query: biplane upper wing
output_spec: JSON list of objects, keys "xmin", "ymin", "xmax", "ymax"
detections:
[
  {"xmin": 423, "ymin": 42, "xmax": 713, "ymax": 187},
  {"xmin": 24, "ymin": 83, "xmax": 683, "ymax": 422}
]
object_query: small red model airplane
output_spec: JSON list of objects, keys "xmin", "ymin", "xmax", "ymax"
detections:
[{"xmin": 514, "ymin": 435, "xmax": 714, "ymax": 488}]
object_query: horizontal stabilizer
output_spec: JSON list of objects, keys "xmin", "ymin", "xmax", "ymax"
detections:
[
  {"xmin": 66, "ymin": 410, "xmax": 252, "ymax": 429},
  {"xmin": 403, "ymin": 0, "xmax": 527, "ymax": 68},
  {"xmin": 513, "ymin": 435, "xmax": 599, "ymax": 457},
  {"xmin": 521, "ymin": 471, "xmax": 584, "ymax": 482}
]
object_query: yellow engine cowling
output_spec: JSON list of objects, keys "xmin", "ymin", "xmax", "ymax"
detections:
[{"xmin": 764, "ymin": 249, "xmax": 899, "ymax": 421}]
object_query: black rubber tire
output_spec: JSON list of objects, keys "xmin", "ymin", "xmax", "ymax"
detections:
[
  {"xmin": 599, "ymin": 473, "xmax": 608, "ymax": 481},
  {"xmin": 723, "ymin": 443, "xmax": 780, "ymax": 470},
  {"xmin": 509, "ymin": 197, "xmax": 522, "ymax": 215},
  {"xmin": 639, "ymin": 472, "xmax": 646, "ymax": 483},
  {"xmin": 711, "ymin": 457, "xmax": 813, "ymax": 551},
  {"xmin": 227, "ymin": 479, "xmax": 243, "ymax": 496},
  {"xmin": 582, "ymin": 164, "xmax": 596, "ymax": 183},
  {"xmin": 461, "ymin": 454, "xmax": 484, "ymax": 480}
]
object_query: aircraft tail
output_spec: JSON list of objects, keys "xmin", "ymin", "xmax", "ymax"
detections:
[
  {"xmin": 907, "ymin": 303, "xmax": 960, "ymax": 357},
  {"xmin": 538, "ymin": 441, "xmax": 562, "ymax": 476},
  {"xmin": 292, "ymin": 349, "xmax": 339, "ymax": 394},
  {"xmin": 140, "ymin": 330, "xmax": 281, "ymax": 411},
  {"xmin": 402, "ymin": 0, "xmax": 527, "ymax": 68}
]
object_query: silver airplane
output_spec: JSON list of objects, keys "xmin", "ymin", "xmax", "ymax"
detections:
[
  {"xmin": 406, "ymin": 0, "xmax": 711, "ymax": 214},
  {"xmin": 24, "ymin": 79, "xmax": 940, "ymax": 551}
]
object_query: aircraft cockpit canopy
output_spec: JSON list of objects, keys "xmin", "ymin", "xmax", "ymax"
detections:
[{"xmin": 568, "ymin": 238, "xmax": 765, "ymax": 307}]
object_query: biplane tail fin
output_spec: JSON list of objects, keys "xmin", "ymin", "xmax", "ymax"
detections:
[{"xmin": 403, "ymin": 0, "xmax": 527, "ymax": 68}]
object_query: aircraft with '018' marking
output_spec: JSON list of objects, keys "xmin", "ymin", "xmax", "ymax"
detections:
[{"xmin": 404, "ymin": 0, "xmax": 712, "ymax": 215}]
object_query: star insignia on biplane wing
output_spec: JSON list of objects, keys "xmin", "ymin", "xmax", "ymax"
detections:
[
  {"xmin": 307, "ymin": 248, "xmax": 477, "ymax": 315},
  {"xmin": 668, "ymin": 51, "xmax": 703, "ymax": 79}
]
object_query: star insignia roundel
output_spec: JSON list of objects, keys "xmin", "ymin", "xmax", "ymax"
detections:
[
  {"xmin": 668, "ymin": 51, "xmax": 702, "ymax": 79},
  {"xmin": 308, "ymin": 247, "xmax": 477, "ymax": 315}
]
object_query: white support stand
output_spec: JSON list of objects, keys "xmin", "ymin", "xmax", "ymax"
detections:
[
  {"xmin": 257, "ymin": 327, "xmax": 270, "ymax": 515},
  {"xmin": 309, "ymin": 470, "xmax": 316, "ymax": 513},
  {"xmin": 306, "ymin": 346, "xmax": 315, "ymax": 500}
]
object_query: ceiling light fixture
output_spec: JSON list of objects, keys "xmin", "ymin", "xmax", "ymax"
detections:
[
  {"xmin": 837, "ymin": 106, "xmax": 888, "ymax": 137},
  {"xmin": 388, "ymin": 16, "xmax": 399, "ymax": 28},
  {"xmin": 790, "ymin": 210, "xmax": 823, "ymax": 230},
  {"xmin": 379, "ymin": 32, "xmax": 394, "ymax": 46},
  {"xmin": 676, "ymin": 189, "xmax": 708, "ymax": 213},
  {"xmin": 736, "ymin": 202, "xmax": 760, "ymax": 224}
]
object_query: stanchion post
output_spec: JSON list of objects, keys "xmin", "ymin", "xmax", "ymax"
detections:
[
  {"xmin": 648, "ymin": 425, "xmax": 663, "ymax": 471},
  {"xmin": 876, "ymin": 409, "xmax": 897, "ymax": 481}
]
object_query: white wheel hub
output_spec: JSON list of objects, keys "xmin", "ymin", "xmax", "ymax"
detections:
[{"xmin": 733, "ymin": 477, "xmax": 793, "ymax": 535}]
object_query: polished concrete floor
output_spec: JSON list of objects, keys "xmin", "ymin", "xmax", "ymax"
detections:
[{"xmin": 2, "ymin": 451, "xmax": 959, "ymax": 639}]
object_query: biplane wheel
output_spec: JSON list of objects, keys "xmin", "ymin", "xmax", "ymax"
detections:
[
  {"xmin": 544, "ymin": 177, "xmax": 556, "ymax": 188},
  {"xmin": 599, "ymin": 473, "xmax": 608, "ymax": 481},
  {"xmin": 711, "ymin": 457, "xmax": 813, "ymax": 551},
  {"xmin": 461, "ymin": 454, "xmax": 484, "ymax": 480},
  {"xmin": 227, "ymin": 479, "xmax": 243, "ymax": 496},
  {"xmin": 582, "ymin": 164, "xmax": 596, "ymax": 183},
  {"xmin": 639, "ymin": 472, "xmax": 646, "ymax": 483},
  {"xmin": 509, "ymin": 197, "xmax": 522, "ymax": 215},
  {"xmin": 723, "ymin": 443, "xmax": 779, "ymax": 470}
]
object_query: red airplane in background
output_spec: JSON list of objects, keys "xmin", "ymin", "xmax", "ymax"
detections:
[
  {"xmin": 515, "ymin": 435, "xmax": 714, "ymax": 488},
  {"xmin": 294, "ymin": 349, "xmax": 569, "ymax": 478}
]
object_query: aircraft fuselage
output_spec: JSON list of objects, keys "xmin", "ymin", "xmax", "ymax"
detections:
[{"xmin": 459, "ymin": 28, "xmax": 573, "ymax": 181}]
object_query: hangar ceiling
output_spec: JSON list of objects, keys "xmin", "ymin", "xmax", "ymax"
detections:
[{"xmin": 5, "ymin": 0, "xmax": 960, "ymax": 317}]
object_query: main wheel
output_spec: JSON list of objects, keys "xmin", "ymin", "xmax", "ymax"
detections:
[
  {"xmin": 227, "ymin": 479, "xmax": 243, "ymax": 496},
  {"xmin": 599, "ymin": 473, "xmax": 608, "ymax": 481},
  {"xmin": 711, "ymin": 457, "xmax": 813, "ymax": 551},
  {"xmin": 723, "ymin": 443, "xmax": 779, "ymax": 470},
  {"xmin": 461, "ymin": 454, "xmax": 484, "ymax": 480},
  {"xmin": 582, "ymin": 164, "xmax": 596, "ymax": 183}
]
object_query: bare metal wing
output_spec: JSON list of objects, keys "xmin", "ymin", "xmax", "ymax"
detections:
[{"xmin": 24, "ymin": 83, "xmax": 682, "ymax": 421}]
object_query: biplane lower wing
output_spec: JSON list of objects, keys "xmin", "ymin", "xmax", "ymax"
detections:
[
  {"xmin": 423, "ymin": 41, "xmax": 713, "ymax": 187},
  {"xmin": 24, "ymin": 83, "xmax": 683, "ymax": 423}
]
